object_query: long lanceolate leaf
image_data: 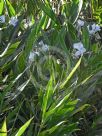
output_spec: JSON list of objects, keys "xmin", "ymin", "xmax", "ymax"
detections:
[
  {"xmin": 43, "ymin": 92, "xmax": 72, "ymax": 123},
  {"xmin": 15, "ymin": 117, "xmax": 34, "ymax": 136},
  {"xmin": 25, "ymin": 14, "xmax": 47, "ymax": 57},
  {"xmin": 38, "ymin": 121, "xmax": 65, "ymax": 136},
  {"xmin": 70, "ymin": 0, "xmax": 83, "ymax": 24},
  {"xmin": 0, "ymin": 0, "xmax": 4, "ymax": 14},
  {"xmin": 73, "ymin": 0, "xmax": 83, "ymax": 24},
  {"xmin": 60, "ymin": 57, "xmax": 82, "ymax": 89},
  {"xmin": 41, "ymin": 76, "xmax": 53, "ymax": 122},
  {"xmin": 0, "ymin": 118, "xmax": 7, "ymax": 136},
  {"xmin": 3, "ymin": 67, "xmax": 29, "ymax": 93},
  {"xmin": 38, "ymin": 0, "xmax": 60, "ymax": 27},
  {"xmin": 5, "ymin": 0, "xmax": 15, "ymax": 16}
]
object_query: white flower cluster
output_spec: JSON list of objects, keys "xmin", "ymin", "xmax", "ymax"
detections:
[
  {"xmin": 73, "ymin": 42, "xmax": 86, "ymax": 58},
  {"xmin": 74, "ymin": 19, "xmax": 101, "ymax": 58},
  {"xmin": 0, "ymin": 15, "xmax": 18, "ymax": 26},
  {"xmin": 0, "ymin": 15, "xmax": 34, "ymax": 28},
  {"xmin": 87, "ymin": 24, "xmax": 101, "ymax": 35},
  {"xmin": 77, "ymin": 19, "xmax": 101, "ymax": 35}
]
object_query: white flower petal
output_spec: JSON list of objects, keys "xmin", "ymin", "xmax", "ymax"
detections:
[
  {"xmin": 92, "ymin": 24, "xmax": 96, "ymax": 30},
  {"xmin": 29, "ymin": 51, "xmax": 39, "ymax": 62},
  {"xmin": 73, "ymin": 42, "xmax": 86, "ymax": 57},
  {"xmin": 0, "ymin": 15, "xmax": 5, "ymax": 23},
  {"xmin": 74, "ymin": 51, "xmax": 81, "ymax": 57},
  {"xmin": 87, "ymin": 24, "xmax": 101, "ymax": 35},
  {"xmin": 89, "ymin": 30, "xmax": 95, "ymax": 35},
  {"xmin": 77, "ymin": 19, "xmax": 84, "ymax": 27},
  {"xmin": 35, "ymin": 51, "xmax": 40, "ymax": 56},
  {"xmin": 80, "ymin": 47, "xmax": 86, "ymax": 53},
  {"xmin": 42, "ymin": 44, "xmax": 49, "ymax": 52},
  {"xmin": 73, "ymin": 42, "xmax": 84, "ymax": 50},
  {"xmin": 95, "ymin": 25, "xmax": 101, "ymax": 32},
  {"xmin": 9, "ymin": 16, "xmax": 18, "ymax": 26},
  {"xmin": 87, "ymin": 25, "xmax": 95, "ymax": 35}
]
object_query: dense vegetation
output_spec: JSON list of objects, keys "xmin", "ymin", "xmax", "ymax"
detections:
[{"xmin": 0, "ymin": 0, "xmax": 102, "ymax": 136}]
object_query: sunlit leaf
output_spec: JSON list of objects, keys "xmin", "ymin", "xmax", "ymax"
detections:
[
  {"xmin": 6, "ymin": 0, "xmax": 15, "ymax": 16},
  {"xmin": 0, "ymin": 0, "xmax": 4, "ymax": 14},
  {"xmin": 15, "ymin": 117, "xmax": 34, "ymax": 136},
  {"xmin": 60, "ymin": 57, "xmax": 82, "ymax": 89},
  {"xmin": 0, "ymin": 118, "xmax": 7, "ymax": 136}
]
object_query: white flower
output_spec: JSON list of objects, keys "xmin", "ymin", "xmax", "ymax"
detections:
[
  {"xmin": 87, "ymin": 24, "xmax": 101, "ymax": 35},
  {"xmin": 9, "ymin": 16, "xmax": 18, "ymax": 26},
  {"xmin": 29, "ymin": 51, "xmax": 40, "ymax": 62},
  {"xmin": 39, "ymin": 41, "xmax": 49, "ymax": 52},
  {"xmin": 77, "ymin": 19, "xmax": 84, "ymax": 27},
  {"xmin": 42, "ymin": 44, "xmax": 49, "ymax": 52},
  {"xmin": 73, "ymin": 42, "xmax": 86, "ymax": 57},
  {"xmin": 0, "ymin": 15, "xmax": 5, "ymax": 23},
  {"xmin": 95, "ymin": 25, "xmax": 101, "ymax": 32}
]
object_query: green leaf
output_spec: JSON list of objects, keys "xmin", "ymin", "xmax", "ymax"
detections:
[
  {"xmin": 15, "ymin": 52, "xmax": 26, "ymax": 74},
  {"xmin": 0, "ymin": 0, "xmax": 4, "ymax": 15},
  {"xmin": 25, "ymin": 26, "xmax": 37, "ymax": 56},
  {"xmin": 70, "ymin": 0, "xmax": 83, "ymax": 23},
  {"xmin": 0, "ymin": 118, "xmax": 7, "ymax": 136},
  {"xmin": 58, "ymin": 27, "xmax": 69, "ymax": 53},
  {"xmin": 36, "ymin": 14, "xmax": 46, "ymax": 34},
  {"xmin": 60, "ymin": 57, "xmax": 82, "ymax": 89},
  {"xmin": 38, "ymin": 1, "xmax": 60, "ymax": 27},
  {"xmin": 2, "ymin": 41, "xmax": 20, "ymax": 58},
  {"xmin": 3, "ymin": 67, "xmax": 29, "ymax": 93},
  {"xmin": 82, "ymin": 26, "xmax": 89, "ymax": 49},
  {"xmin": 42, "ymin": 76, "xmax": 53, "ymax": 121},
  {"xmin": 38, "ymin": 121, "xmax": 65, "ymax": 136},
  {"xmin": 25, "ymin": 14, "xmax": 45, "ymax": 57},
  {"xmin": 44, "ymin": 92, "xmax": 72, "ymax": 123},
  {"xmin": 74, "ymin": 0, "xmax": 83, "ymax": 23},
  {"xmin": 68, "ymin": 22, "xmax": 77, "ymax": 41},
  {"xmin": 72, "ymin": 104, "xmax": 90, "ymax": 115},
  {"xmin": 5, "ymin": 0, "xmax": 15, "ymax": 16},
  {"xmin": 15, "ymin": 117, "xmax": 34, "ymax": 136}
]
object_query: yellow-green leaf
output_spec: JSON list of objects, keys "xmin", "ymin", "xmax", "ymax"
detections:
[
  {"xmin": 0, "ymin": 0, "xmax": 4, "ymax": 14},
  {"xmin": 60, "ymin": 57, "xmax": 82, "ymax": 89},
  {"xmin": 0, "ymin": 118, "xmax": 7, "ymax": 136},
  {"xmin": 6, "ymin": 0, "xmax": 15, "ymax": 16},
  {"xmin": 15, "ymin": 117, "xmax": 34, "ymax": 136}
]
